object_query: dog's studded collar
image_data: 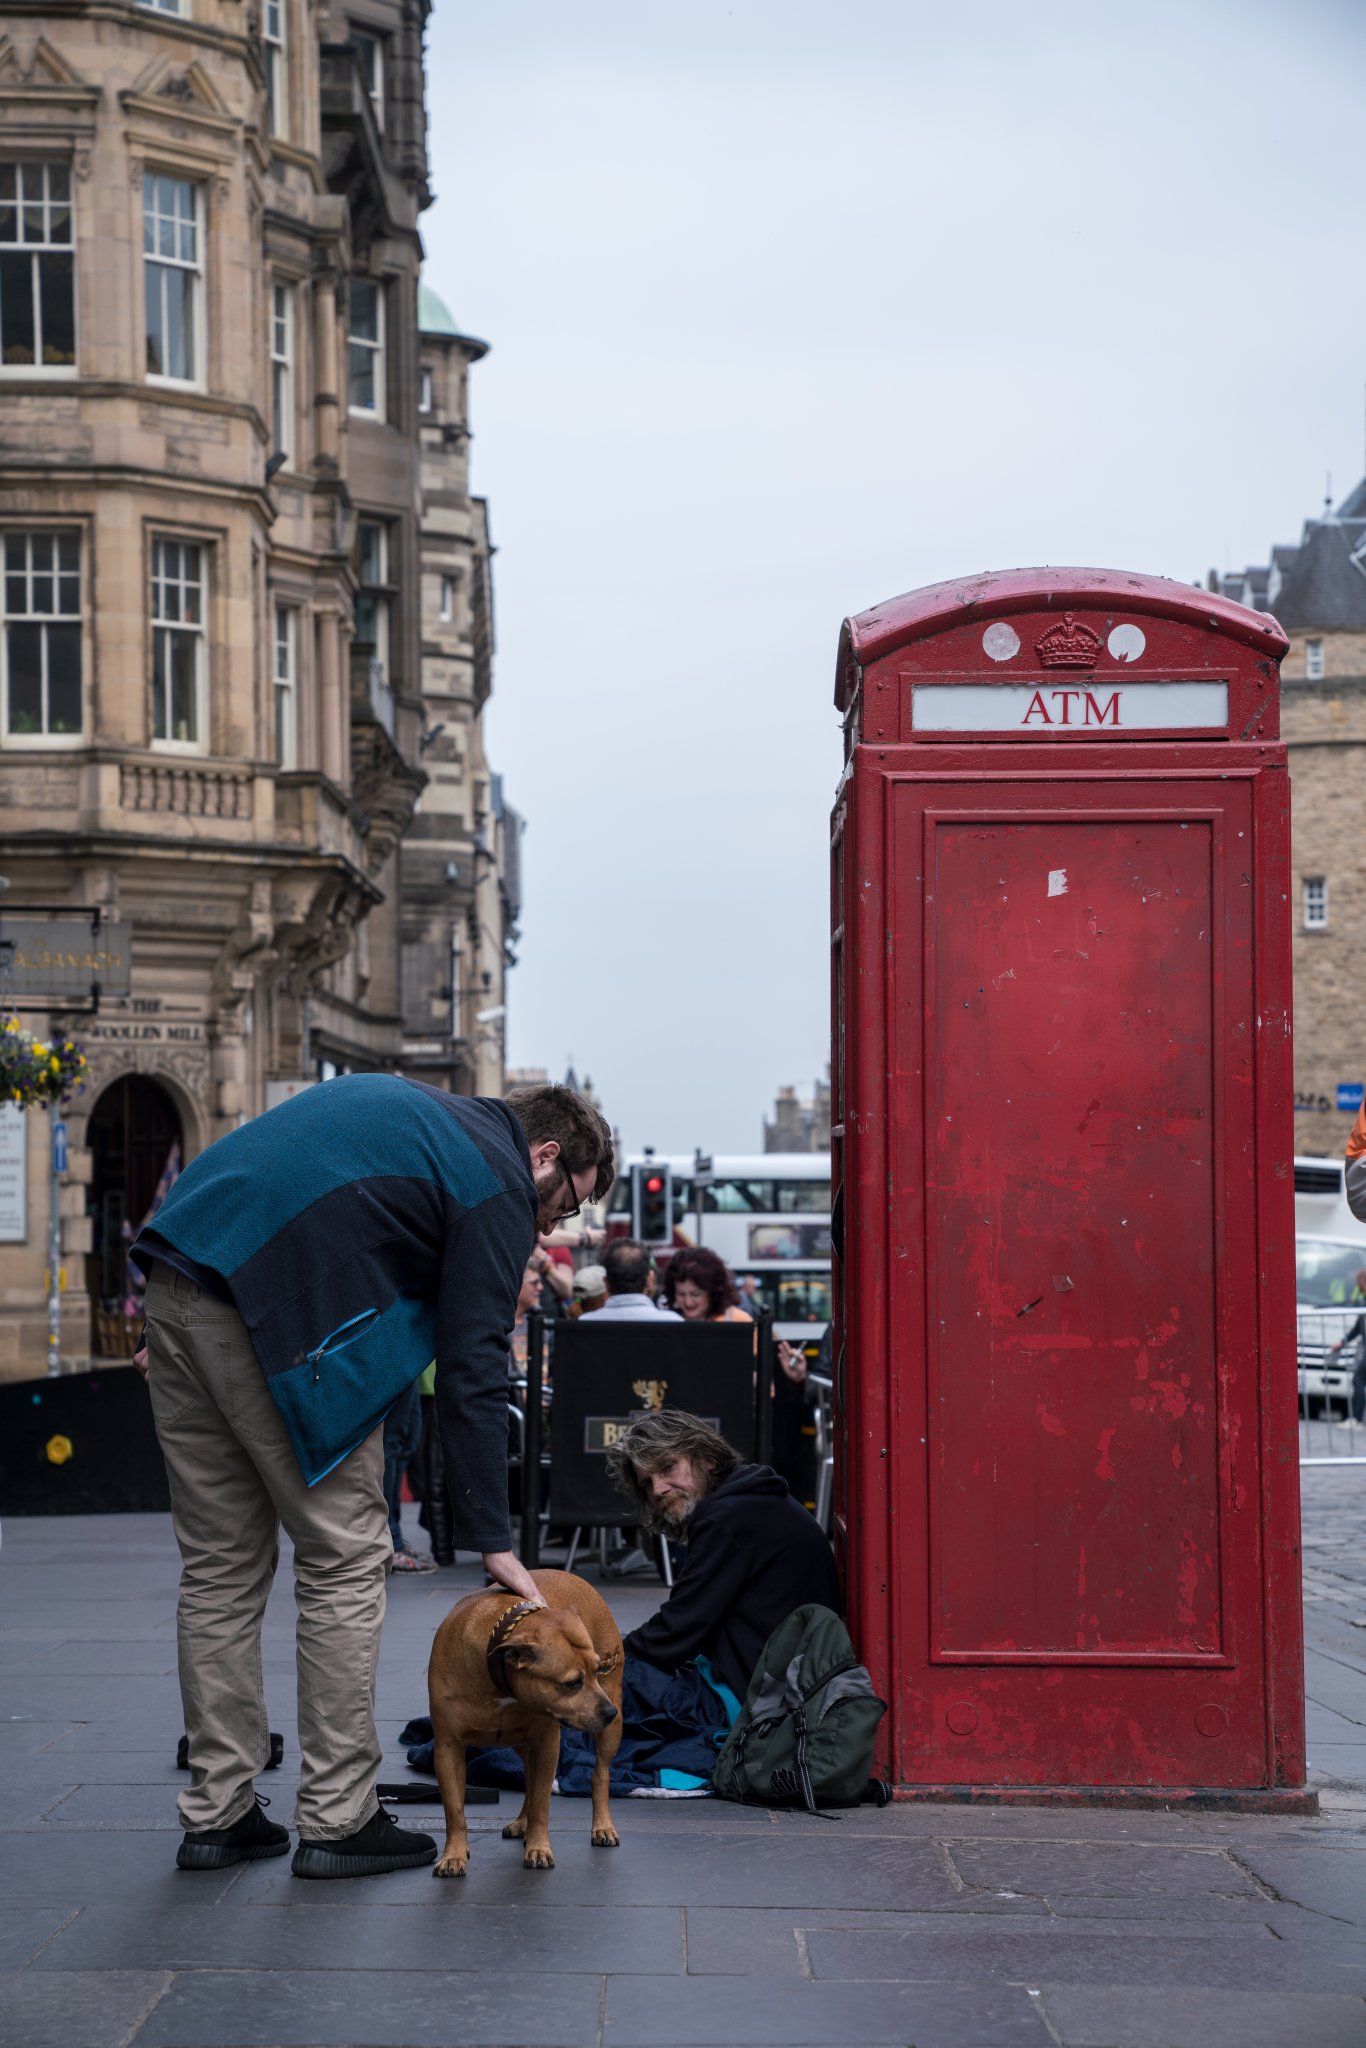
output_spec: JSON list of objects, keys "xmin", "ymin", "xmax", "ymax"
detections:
[{"xmin": 486, "ymin": 1598, "xmax": 542, "ymax": 1695}]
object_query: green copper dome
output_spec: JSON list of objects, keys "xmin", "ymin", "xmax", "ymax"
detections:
[{"xmin": 418, "ymin": 282, "xmax": 460, "ymax": 336}]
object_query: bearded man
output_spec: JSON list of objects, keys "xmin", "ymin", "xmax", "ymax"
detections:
[
  {"xmin": 132, "ymin": 1079, "xmax": 614, "ymax": 1881},
  {"xmin": 605, "ymin": 1410, "xmax": 841, "ymax": 1703}
]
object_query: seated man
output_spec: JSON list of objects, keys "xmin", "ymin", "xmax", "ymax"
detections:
[
  {"xmin": 582, "ymin": 1239, "xmax": 683, "ymax": 1321},
  {"xmin": 604, "ymin": 1410, "xmax": 841, "ymax": 1703}
]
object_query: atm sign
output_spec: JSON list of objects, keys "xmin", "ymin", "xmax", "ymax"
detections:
[{"xmin": 911, "ymin": 681, "xmax": 1229, "ymax": 732}]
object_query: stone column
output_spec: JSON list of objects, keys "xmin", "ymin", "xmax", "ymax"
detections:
[
  {"xmin": 314, "ymin": 279, "xmax": 339, "ymax": 467},
  {"xmin": 318, "ymin": 610, "xmax": 346, "ymax": 790}
]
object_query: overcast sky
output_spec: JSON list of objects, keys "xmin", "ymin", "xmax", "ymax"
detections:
[{"xmin": 422, "ymin": 0, "xmax": 1366, "ymax": 1159}]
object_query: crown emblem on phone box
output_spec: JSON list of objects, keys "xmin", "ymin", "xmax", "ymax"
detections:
[{"xmin": 1034, "ymin": 613, "xmax": 1102, "ymax": 669}]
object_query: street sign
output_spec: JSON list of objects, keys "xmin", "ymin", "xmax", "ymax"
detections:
[
  {"xmin": 0, "ymin": 1105, "xmax": 26, "ymax": 1243},
  {"xmin": 547, "ymin": 1322, "xmax": 757, "ymax": 1527},
  {"xmin": 1337, "ymin": 1083, "xmax": 1364, "ymax": 1113},
  {"xmin": 0, "ymin": 919, "xmax": 132, "ymax": 1002},
  {"xmin": 52, "ymin": 1121, "xmax": 66, "ymax": 1174}
]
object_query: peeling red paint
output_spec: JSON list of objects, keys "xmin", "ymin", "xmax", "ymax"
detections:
[{"xmin": 1095, "ymin": 1428, "xmax": 1117, "ymax": 1481}]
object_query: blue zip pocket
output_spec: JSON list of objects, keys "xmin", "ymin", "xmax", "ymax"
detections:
[{"xmin": 306, "ymin": 1307, "xmax": 382, "ymax": 1384}]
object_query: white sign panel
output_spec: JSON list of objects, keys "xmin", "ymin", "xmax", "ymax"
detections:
[
  {"xmin": 0, "ymin": 1103, "xmax": 27, "ymax": 1243},
  {"xmin": 911, "ymin": 681, "xmax": 1229, "ymax": 732},
  {"xmin": 265, "ymin": 1079, "xmax": 315, "ymax": 1112}
]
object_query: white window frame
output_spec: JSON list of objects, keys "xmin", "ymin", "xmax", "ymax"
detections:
[
  {"xmin": 419, "ymin": 366, "xmax": 432, "ymax": 414},
  {"xmin": 137, "ymin": 0, "xmax": 186, "ymax": 13},
  {"xmin": 348, "ymin": 279, "xmax": 385, "ymax": 420},
  {"xmin": 1, "ymin": 529, "xmax": 84, "ymax": 746},
  {"xmin": 273, "ymin": 603, "xmax": 297, "ymax": 769},
  {"xmin": 1305, "ymin": 637, "xmax": 1325, "ymax": 681},
  {"xmin": 355, "ymin": 518, "xmax": 389, "ymax": 680},
  {"xmin": 350, "ymin": 31, "xmax": 384, "ymax": 128},
  {"xmin": 0, "ymin": 162, "xmax": 77, "ymax": 378},
  {"xmin": 144, "ymin": 175, "xmax": 202, "ymax": 388},
  {"xmin": 270, "ymin": 280, "xmax": 294, "ymax": 466},
  {"xmin": 439, "ymin": 573, "xmax": 454, "ymax": 623},
  {"xmin": 1303, "ymin": 877, "xmax": 1328, "ymax": 931},
  {"xmin": 263, "ymin": 0, "xmax": 287, "ymax": 139},
  {"xmin": 150, "ymin": 537, "xmax": 208, "ymax": 753}
]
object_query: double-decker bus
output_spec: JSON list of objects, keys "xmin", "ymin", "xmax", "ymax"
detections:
[{"xmin": 608, "ymin": 1153, "xmax": 831, "ymax": 1339}]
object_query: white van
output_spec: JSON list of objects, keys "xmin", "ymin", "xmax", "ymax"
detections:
[{"xmin": 1294, "ymin": 1156, "xmax": 1366, "ymax": 1416}]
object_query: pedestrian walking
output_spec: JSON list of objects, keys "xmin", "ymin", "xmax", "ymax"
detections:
[
  {"xmin": 382, "ymin": 1374, "xmax": 435, "ymax": 1571},
  {"xmin": 1329, "ymin": 1268, "xmax": 1366, "ymax": 1424},
  {"xmin": 131, "ymin": 1078, "xmax": 615, "ymax": 1880}
]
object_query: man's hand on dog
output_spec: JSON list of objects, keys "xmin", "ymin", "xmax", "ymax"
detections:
[{"xmin": 482, "ymin": 1550, "xmax": 546, "ymax": 1606}]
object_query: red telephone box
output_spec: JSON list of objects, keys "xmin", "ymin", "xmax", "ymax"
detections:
[{"xmin": 832, "ymin": 567, "xmax": 1310, "ymax": 1808}]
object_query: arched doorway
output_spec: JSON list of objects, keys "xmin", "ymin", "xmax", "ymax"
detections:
[{"xmin": 87, "ymin": 1075, "xmax": 183, "ymax": 1307}]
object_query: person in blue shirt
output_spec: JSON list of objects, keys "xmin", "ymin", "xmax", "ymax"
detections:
[{"xmin": 132, "ymin": 1077, "xmax": 614, "ymax": 1881}]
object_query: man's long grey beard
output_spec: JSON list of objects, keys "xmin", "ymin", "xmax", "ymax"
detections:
[{"xmin": 654, "ymin": 1490, "xmax": 699, "ymax": 1539}]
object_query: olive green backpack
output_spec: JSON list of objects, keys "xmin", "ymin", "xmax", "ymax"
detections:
[{"xmin": 712, "ymin": 1605, "xmax": 887, "ymax": 1813}]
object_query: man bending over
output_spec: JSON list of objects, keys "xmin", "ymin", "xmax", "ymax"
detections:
[
  {"xmin": 605, "ymin": 1410, "xmax": 840, "ymax": 1702},
  {"xmin": 133, "ymin": 1078, "xmax": 614, "ymax": 1881}
]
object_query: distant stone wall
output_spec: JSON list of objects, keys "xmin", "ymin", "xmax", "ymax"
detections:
[{"xmin": 1283, "ymin": 676, "xmax": 1366, "ymax": 1156}]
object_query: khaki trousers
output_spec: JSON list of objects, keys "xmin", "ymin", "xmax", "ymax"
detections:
[{"xmin": 145, "ymin": 1263, "xmax": 390, "ymax": 1839}]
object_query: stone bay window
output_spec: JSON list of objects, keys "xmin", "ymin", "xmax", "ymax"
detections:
[
  {"xmin": 151, "ymin": 538, "xmax": 206, "ymax": 748},
  {"xmin": 3, "ymin": 531, "xmax": 81, "ymax": 740},
  {"xmin": 0, "ymin": 162, "xmax": 75, "ymax": 371}
]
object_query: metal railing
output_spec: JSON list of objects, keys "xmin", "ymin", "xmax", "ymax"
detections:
[{"xmin": 1297, "ymin": 1308, "xmax": 1366, "ymax": 1464}]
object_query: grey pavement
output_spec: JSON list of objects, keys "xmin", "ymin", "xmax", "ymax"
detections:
[{"xmin": 0, "ymin": 1481, "xmax": 1363, "ymax": 2048}]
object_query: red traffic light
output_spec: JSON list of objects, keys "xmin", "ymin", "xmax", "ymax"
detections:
[{"xmin": 646, "ymin": 1175, "xmax": 664, "ymax": 1193}]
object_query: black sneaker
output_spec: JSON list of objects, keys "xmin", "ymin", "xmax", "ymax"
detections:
[
  {"xmin": 177, "ymin": 1795, "xmax": 290, "ymax": 1871},
  {"xmin": 291, "ymin": 1805, "xmax": 437, "ymax": 1879}
]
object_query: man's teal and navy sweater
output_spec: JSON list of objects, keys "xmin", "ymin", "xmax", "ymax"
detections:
[{"xmin": 131, "ymin": 1074, "xmax": 536, "ymax": 1549}]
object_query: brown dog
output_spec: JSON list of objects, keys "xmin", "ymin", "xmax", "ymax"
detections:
[{"xmin": 428, "ymin": 1568, "xmax": 624, "ymax": 1876}]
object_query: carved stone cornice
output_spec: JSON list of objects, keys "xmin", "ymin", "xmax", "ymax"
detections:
[{"xmin": 350, "ymin": 719, "xmax": 425, "ymax": 877}]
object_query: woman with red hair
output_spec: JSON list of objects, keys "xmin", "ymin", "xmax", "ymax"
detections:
[{"xmin": 663, "ymin": 1246, "xmax": 753, "ymax": 1324}]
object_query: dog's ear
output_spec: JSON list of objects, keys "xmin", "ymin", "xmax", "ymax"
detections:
[{"xmin": 504, "ymin": 1643, "xmax": 540, "ymax": 1668}]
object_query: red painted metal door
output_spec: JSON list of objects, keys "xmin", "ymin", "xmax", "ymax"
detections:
[
  {"xmin": 833, "ymin": 573, "xmax": 1304, "ymax": 1803},
  {"xmin": 926, "ymin": 804, "xmax": 1231, "ymax": 1676}
]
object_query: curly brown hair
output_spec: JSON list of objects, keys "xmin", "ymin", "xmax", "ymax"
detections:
[
  {"xmin": 662, "ymin": 1245, "xmax": 738, "ymax": 1318},
  {"xmin": 604, "ymin": 1409, "xmax": 742, "ymax": 1533},
  {"xmin": 504, "ymin": 1084, "xmax": 616, "ymax": 1204}
]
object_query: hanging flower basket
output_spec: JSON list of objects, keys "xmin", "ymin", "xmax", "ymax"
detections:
[{"xmin": 0, "ymin": 1018, "xmax": 89, "ymax": 1109}]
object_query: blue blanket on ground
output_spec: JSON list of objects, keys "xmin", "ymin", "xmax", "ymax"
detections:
[{"xmin": 406, "ymin": 1655, "xmax": 741, "ymax": 1796}]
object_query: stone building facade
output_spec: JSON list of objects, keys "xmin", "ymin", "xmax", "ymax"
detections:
[
  {"xmin": 1217, "ymin": 481, "xmax": 1366, "ymax": 1158},
  {"xmin": 763, "ymin": 1071, "xmax": 831, "ymax": 1154},
  {"xmin": 399, "ymin": 283, "xmax": 517, "ymax": 1101},
  {"xmin": 0, "ymin": 0, "xmax": 514, "ymax": 1377}
]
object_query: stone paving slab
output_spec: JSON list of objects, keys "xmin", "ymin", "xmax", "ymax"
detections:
[
  {"xmin": 136, "ymin": 1968, "xmax": 608, "ymax": 2048},
  {"xmin": 28, "ymin": 1897, "xmax": 688, "ymax": 1974},
  {"xmin": 1, "ymin": 1494, "xmax": 1364, "ymax": 2048},
  {"xmin": 1037, "ymin": 1982, "xmax": 1366, "ymax": 2047},
  {"xmin": 600, "ymin": 1973, "xmax": 1051, "ymax": 2045}
]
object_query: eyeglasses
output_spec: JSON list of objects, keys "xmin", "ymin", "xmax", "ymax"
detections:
[{"xmin": 555, "ymin": 1155, "xmax": 582, "ymax": 1222}]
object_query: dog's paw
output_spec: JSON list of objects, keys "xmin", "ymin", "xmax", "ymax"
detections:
[
  {"xmin": 522, "ymin": 1845, "xmax": 555, "ymax": 1869},
  {"xmin": 432, "ymin": 1855, "xmax": 468, "ymax": 1880},
  {"xmin": 591, "ymin": 1824, "xmax": 620, "ymax": 1848},
  {"xmin": 501, "ymin": 1818, "xmax": 527, "ymax": 1841}
]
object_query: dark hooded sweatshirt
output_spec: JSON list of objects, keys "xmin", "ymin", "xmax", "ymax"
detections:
[{"xmin": 623, "ymin": 1464, "xmax": 842, "ymax": 1701}]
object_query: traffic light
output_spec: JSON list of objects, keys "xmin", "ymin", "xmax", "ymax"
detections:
[{"xmin": 631, "ymin": 1162, "xmax": 673, "ymax": 1244}]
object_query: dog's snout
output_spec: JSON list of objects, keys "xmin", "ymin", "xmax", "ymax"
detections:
[{"xmin": 598, "ymin": 1700, "xmax": 618, "ymax": 1726}]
